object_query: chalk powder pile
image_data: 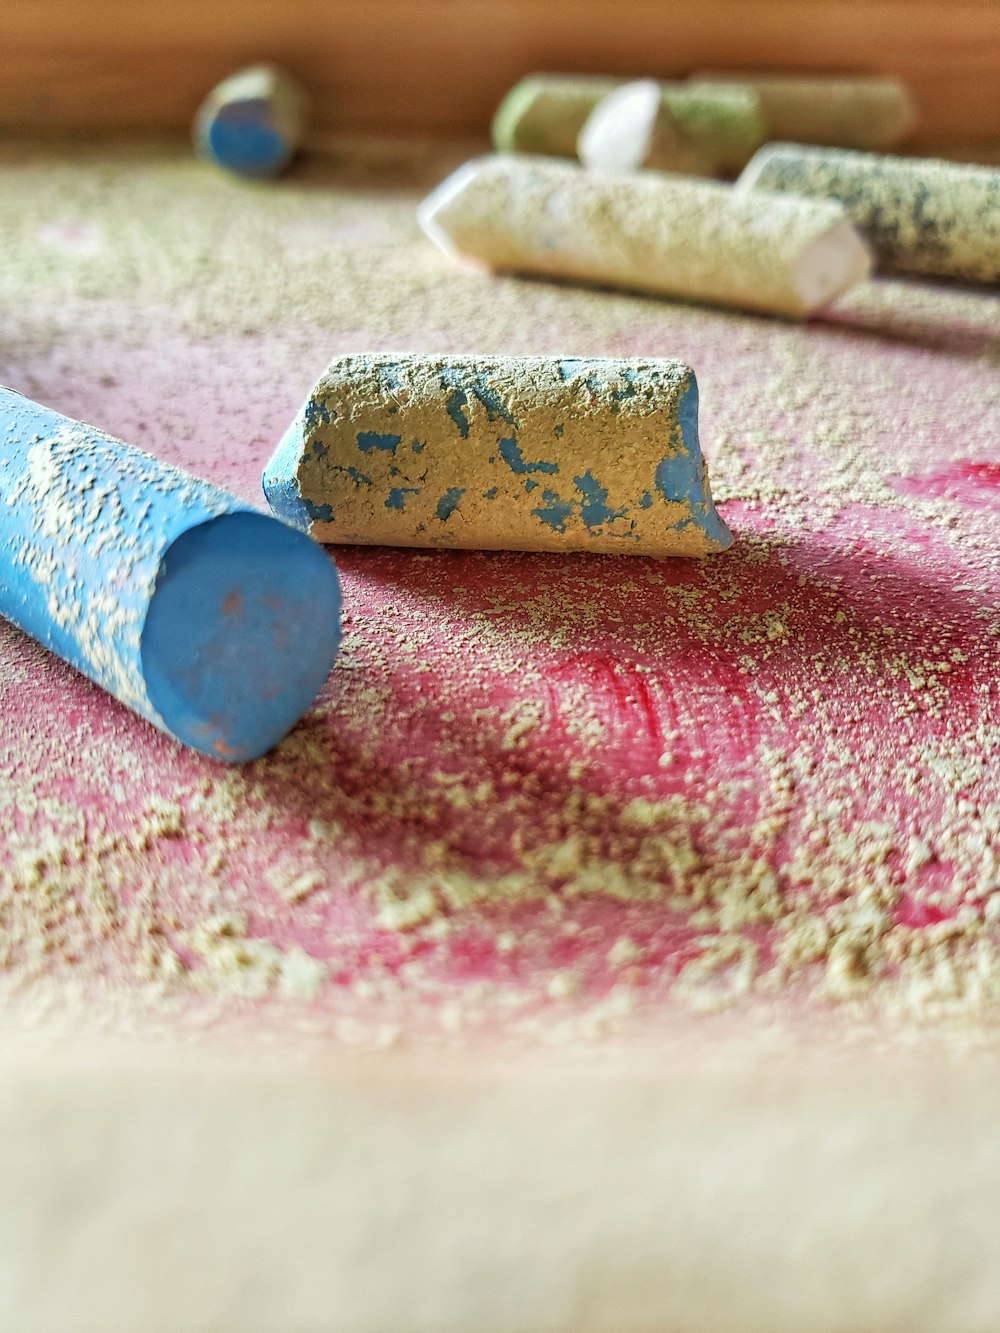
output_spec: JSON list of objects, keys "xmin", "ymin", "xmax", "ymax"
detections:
[
  {"xmin": 263, "ymin": 355, "xmax": 733, "ymax": 557},
  {"xmin": 420, "ymin": 155, "xmax": 872, "ymax": 318}
]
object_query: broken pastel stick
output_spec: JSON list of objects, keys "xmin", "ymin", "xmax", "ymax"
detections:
[
  {"xmin": 262, "ymin": 355, "xmax": 733, "ymax": 558},
  {"xmin": 692, "ymin": 74, "xmax": 917, "ymax": 151},
  {"xmin": 0, "ymin": 386, "xmax": 341, "ymax": 761},
  {"xmin": 418, "ymin": 155, "xmax": 872, "ymax": 319},
  {"xmin": 194, "ymin": 64, "xmax": 306, "ymax": 178},
  {"xmin": 492, "ymin": 74, "xmax": 623, "ymax": 157},
  {"xmin": 738, "ymin": 144, "xmax": 1000, "ymax": 283},
  {"xmin": 579, "ymin": 80, "xmax": 767, "ymax": 178}
]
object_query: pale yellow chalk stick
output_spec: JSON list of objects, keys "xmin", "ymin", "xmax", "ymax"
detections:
[{"xmin": 420, "ymin": 154, "xmax": 872, "ymax": 319}]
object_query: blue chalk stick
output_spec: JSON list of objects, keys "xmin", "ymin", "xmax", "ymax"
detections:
[
  {"xmin": 0, "ymin": 386, "xmax": 341, "ymax": 761},
  {"xmin": 194, "ymin": 65, "xmax": 305, "ymax": 179}
]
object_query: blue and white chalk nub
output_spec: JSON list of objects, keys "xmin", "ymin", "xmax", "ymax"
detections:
[
  {"xmin": 0, "ymin": 386, "xmax": 341, "ymax": 761},
  {"xmin": 263, "ymin": 354, "xmax": 734, "ymax": 558},
  {"xmin": 194, "ymin": 64, "xmax": 305, "ymax": 178}
]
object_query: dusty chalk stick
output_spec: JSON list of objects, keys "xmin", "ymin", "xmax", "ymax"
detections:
[
  {"xmin": 419, "ymin": 154, "xmax": 872, "ymax": 318},
  {"xmin": 0, "ymin": 387, "xmax": 341, "ymax": 761},
  {"xmin": 194, "ymin": 64, "xmax": 305, "ymax": 178},
  {"xmin": 693, "ymin": 74, "xmax": 917, "ymax": 151},
  {"xmin": 738, "ymin": 143, "xmax": 1000, "ymax": 283},
  {"xmin": 262, "ymin": 355, "xmax": 733, "ymax": 558},
  {"xmin": 579, "ymin": 80, "xmax": 767, "ymax": 178},
  {"xmin": 492, "ymin": 74, "xmax": 622, "ymax": 157}
]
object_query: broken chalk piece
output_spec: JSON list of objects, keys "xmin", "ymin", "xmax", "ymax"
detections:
[
  {"xmin": 579, "ymin": 80, "xmax": 767, "ymax": 178},
  {"xmin": 0, "ymin": 386, "xmax": 341, "ymax": 761},
  {"xmin": 492, "ymin": 74, "xmax": 622, "ymax": 157},
  {"xmin": 262, "ymin": 355, "xmax": 733, "ymax": 558},
  {"xmin": 194, "ymin": 64, "xmax": 306, "ymax": 178},
  {"xmin": 738, "ymin": 143, "xmax": 1000, "ymax": 284},
  {"xmin": 693, "ymin": 74, "xmax": 917, "ymax": 151},
  {"xmin": 418, "ymin": 154, "xmax": 872, "ymax": 319}
]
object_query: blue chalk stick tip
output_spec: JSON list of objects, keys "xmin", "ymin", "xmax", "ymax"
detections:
[
  {"xmin": 194, "ymin": 64, "xmax": 305, "ymax": 179},
  {"xmin": 142, "ymin": 511, "xmax": 341, "ymax": 761}
]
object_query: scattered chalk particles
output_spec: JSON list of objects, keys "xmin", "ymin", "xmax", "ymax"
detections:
[
  {"xmin": 0, "ymin": 139, "xmax": 999, "ymax": 1049},
  {"xmin": 263, "ymin": 355, "xmax": 733, "ymax": 556}
]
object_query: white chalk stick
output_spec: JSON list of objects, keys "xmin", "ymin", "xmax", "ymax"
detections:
[
  {"xmin": 579, "ymin": 80, "xmax": 767, "ymax": 178},
  {"xmin": 419, "ymin": 154, "xmax": 872, "ymax": 319}
]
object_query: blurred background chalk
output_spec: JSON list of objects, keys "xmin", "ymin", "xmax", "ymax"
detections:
[
  {"xmin": 694, "ymin": 73, "xmax": 917, "ymax": 150},
  {"xmin": 0, "ymin": 386, "xmax": 341, "ymax": 761},
  {"xmin": 493, "ymin": 71, "xmax": 918, "ymax": 163},
  {"xmin": 578, "ymin": 80, "xmax": 766, "ymax": 177},
  {"xmin": 419, "ymin": 154, "xmax": 872, "ymax": 318},
  {"xmin": 194, "ymin": 64, "xmax": 306, "ymax": 178},
  {"xmin": 263, "ymin": 354, "xmax": 733, "ymax": 558},
  {"xmin": 738, "ymin": 144, "xmax": 1000, "ymax": 283},
  {"xmin": 492, "ymin": 74, "xmax": 621, "ymax": 157}
]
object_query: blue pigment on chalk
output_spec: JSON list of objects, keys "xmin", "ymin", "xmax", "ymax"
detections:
[
  {"xmin": 468, "ymin": 375, "xmax": 517, "ymax": 426},
  {"xmin": 444, "ymin": 388, "xmax": 471, "ymax": 438},
  {"xmin": 653, "ymin": 379, "xmax": 732, "ymax": 549},
  {"xmin": 436, "ymin": 488, "xmax": 465, "ymax": 521},
  {"xmin": 498, "ymin": 437, "xmax": 559, "ymax": 475},
  {"xmin": 574, "ymin": 471, "xmax": 626, "ymax": 528},
  {"xmin": 532, "ymin": 490, "xmax": 574, "ymax": 532},
  {"xmin": 205, "ymin": 104, "xmax": 288, "ymax": 177},
  {"xmin": 357, "ymin": 431, "xmax": 401, "ymax": 454},
  {"xmin": 304, "ymin": 398, "xmax": 332, "ymax": 430},
  {"xmin": 385, "ymin": 487, "xmax": 420, "ymax": 509},
  {"xmin": 1, "ymin": 387, "xmax": 340, "ymax": 761}
]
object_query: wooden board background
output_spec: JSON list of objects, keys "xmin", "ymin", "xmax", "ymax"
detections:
[{"xmin": 2, "ymin": 0, "xmax": 999, "ymax": 149}]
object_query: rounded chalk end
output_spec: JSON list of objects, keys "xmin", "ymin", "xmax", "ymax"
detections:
[
  {"xmin": 417, "ymin": 159, "xmax": 492, "ymax": 258},
  {"xmin": 194, "ymin": 65, "xmax": 304, "ymax": 179},
  {"xmin": 578, "ymin": 80, "xmax": 664, "ymax": 174},
  {"xmin": 201, "ymin": 107, "xmax": 291, "ymax": 177},
  {"xmin": 793, "ymin": 216, "xmax": 873, "ymax": 312},
  {"xmin": 141, "ymin": 511, "xmax": 341, "ymax": 762}
]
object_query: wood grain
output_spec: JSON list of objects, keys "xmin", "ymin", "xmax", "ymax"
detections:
[{"xmin": 2, "ymin": 2, "xmax": 999, "ymax": 151}]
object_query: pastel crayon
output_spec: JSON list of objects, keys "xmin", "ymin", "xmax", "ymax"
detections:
[
  {"xmin": 262, "ymin": 354, "xmax": 733, "ymax": 558},
  {"xmin": 0, "ymin": 387, "xmax": 341, "ymax": 761},
  {"xmin": 418, "ymin": 154, "xmax": 872, "ymax": 319},
  {"xmin": 194, "ymin": 64, "xmax": 306, "ymax": 178},
  {"xmin": 692, "ymin": 74, "xmax": 917, "ymax": 151},
  {"xmin": 579, "ymin": 80, "xmax": 767, "ymax": 178},
  {"xmin": 492, "ymin": 74, "xmax": 622, "ymax": 157},
  {"xmin": 738, "ymin": 143, "xmax": 1000, "ymax": 283}
]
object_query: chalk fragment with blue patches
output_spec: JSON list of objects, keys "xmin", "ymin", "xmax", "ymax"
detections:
[
  {"xmin": 194, "ymin": 65, "xmax": 305, "ymax": 178},
  {"xmin": 0, "ymin": 386, "xmax": 341, "ymax": 761},
  {"xmin": 262, "ymin": 355, "xmax": 733, "ymax": 557}
]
